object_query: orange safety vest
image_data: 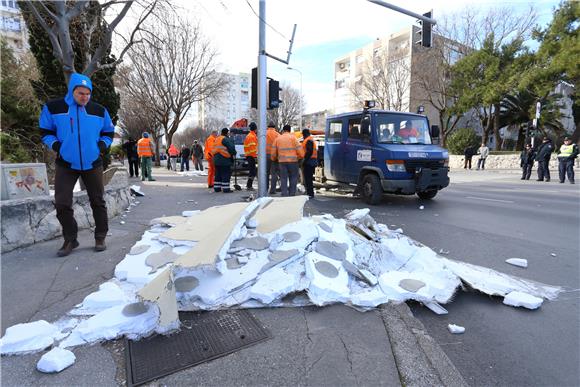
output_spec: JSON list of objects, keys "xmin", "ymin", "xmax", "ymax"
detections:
[
  {"xmin": 244, "ymin": 131, "xmax": 258, "ymax": 158},
  {"xmin": 273, "ymin": 132, "xmax": 304, "ymax": 163},
  {"xmin": 204, "ymin": 135, "xmax": 216, "ymax": 159},
  {"xmin": 211, "ymin": 136, "xmax": 231, "ymax": 158},
  {"xmin": 266, "ymin": 128, "xmax": 280, "ymax": 156},
  {"xmin": 168, "ymin": 144, "xmax": 179, "ymax": 156},
  {"xmin": 137, "ymin": 138, "xmax": 153, "ymax": 157},
  {"xmin": 302, "ymin": 136, "xmax": 318, "ymax": 159}
]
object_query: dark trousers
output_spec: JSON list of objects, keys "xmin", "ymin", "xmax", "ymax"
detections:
[
  {"xmin": 266, "ymin": 158, "xmax": 279, "ymax": 194},
  {"xmin": 537, "ymin": 160, "xmax": 551, "ymax": 181},
  {"xmin": 214, "ymin": 164, "xmax": 232, "ymax": 192},
  {"xmin": 278, "ymin": 162, "xmax": 299, "ymax": 196},
  {"xmin": 303, "ymin": 162, "xmax": 316, "ymax": 197},
  {"xmin": 559, "ymin": 159, "xmax": 575, "ymax": 183},
  {"xmin": 180, "ymin": 158, "xmax": 190, "ymax": 171},
  {"xmin": 193, "ymin": 157, "xmax": 203, "ymax": 171},
  {"xmin": 55, "ymin": 164, "xmax": 108, "ymax": 242},
  {"xmin": 246, "ymin": 156, "xmax": 256, "ymax": 188},
  {"xmin": 463, "ymin": 157, "xmax": 472, "ymax": 169},
  {"xmin": 522, "ymin": 163, "xmax": 533, "ymax": 180},
  {"xmin": 477, "ymin": 157, "xmax": 486, "ymax": 170},
  {"xmin": 128, "ymin": 158, "xmax": 139, "ymax": 177}
]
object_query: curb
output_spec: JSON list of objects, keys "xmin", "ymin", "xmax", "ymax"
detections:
[{"xmin": 380, "ymin": 303, "xmax": 468, "ymax": 387}]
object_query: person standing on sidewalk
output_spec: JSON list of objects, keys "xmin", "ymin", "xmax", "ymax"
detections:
[
  {"xmin": 476, "ymin": 143, "xmax": 489, "ymax": 170},
  {"xmin": 244, "ymin": 122, "xmax": 258, "ymax": 190},
  {"xmin": 138, "ymin": 132, "xmax": 156, "ymax": 182},
  {"xmin": 535, "ymin": 136, "xmax": 554, "ymax": 182},
  {"xmin": 180, "ymin": 144, "xmax": 191, "ymax": 172},
  {"xmin": 301, "ymin": 129, "xmax": 318, "ymax": 198},
  {"xmin": 266, "ymin": 122, "xmax": 280, "ymax": 194},
  {"xmin": 122, "ymin": 137, "xmax": 139, "ymax": 178},
  {"xmin": 272, "ymin": 125, "xmax": 304, "ymax": 196},
  {"xmin": 212, "ymin": 128, "xmax": 236, "ymax": 193},
  {"xmin": 192, "ymin": 140, "xmax": 204, "ymax": 171},
  {"xmin": 463, "ymin": 145, "xmax": 475, "ymax": 169},
  {"xmin": 557, "ymin": 137, "xmax": 578, "ymax": 184},
  {"xmin": 520, "ymin": 143, "xmax": 535, "ymax": 180},
  {"xmin": 39, "ymin": 73, "xmax": 114, "ymax": 256},
  {"xmin": 205, "ymin": 130, "xmax": 218, "ymax": 188},
  {"xmin": 168, "ymin": 143, "xmax": 179, "ymax": 171}
]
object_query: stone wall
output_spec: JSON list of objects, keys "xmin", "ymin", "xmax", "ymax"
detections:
[
  {"xmin": 1, "ymin": 168, "xmax": 132, "ymax": 253},
  {"xmin": 449, "ymin": 154, "xmax": 579, "ymax": 170}
]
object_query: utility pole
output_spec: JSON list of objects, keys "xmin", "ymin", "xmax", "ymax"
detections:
[{"xmin": 257, "ymin": 0, "xmax": 268, "ymax": 198}]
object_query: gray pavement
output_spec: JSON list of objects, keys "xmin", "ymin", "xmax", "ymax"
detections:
[{"xmin": 1, "ymin": 166, "xmax": 464, "ymax": 387}]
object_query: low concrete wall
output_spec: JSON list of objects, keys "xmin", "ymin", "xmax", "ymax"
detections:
[
  {"xmin": 1, "ymin": 168, "xmax": 132, "ymax": 253},
  {"xmin": 449, "ymin": 154, "xmax": 579, "ymax": 170}
]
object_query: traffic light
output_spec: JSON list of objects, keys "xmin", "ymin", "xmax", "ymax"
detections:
[
  {"xmin": 268, "ymin": 78, "xmax": 281, "ymax": 110},
  {"xmin": 416, "ymin": 11, "xmax": 432, "ymax": 48},
  {"xmin": 251, "ymin": 67, "xmax": 257, "ymax": 109}
]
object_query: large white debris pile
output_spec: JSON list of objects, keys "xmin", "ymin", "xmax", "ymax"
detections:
[{"xmin": 0, "ymin": 197, "xmax": 561, "ymax": 372}]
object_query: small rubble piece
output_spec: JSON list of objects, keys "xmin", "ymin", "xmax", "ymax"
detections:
[
  {"xmin": 0, "ymin": 320, "xmax": 59, "ymax": 355},
  {"xmin": 447, "ymin": 324, "xmax": 466, "ymax": 334},
  {"xmin": 130, "ymin": 185, "xmax": 145, "ymax": 197},
  {"xmin": 129, "ymin": 244, "xmax": 150, "ymax": 256},
  {"xmin": 505, "ymin": 258, "xmax": 528, "ymax": 268},
  {"xmin": 399, "ymin": 278, "xmax": 426, "ymax": 293},
  {"xmin": 145, "ymin": 246, "xmax": 180, "ymax": 273},
  {"xmin": 419, "ymin": 205, "xmax": 425, "ymax": 210},
  {"xmin": 503, "ymin": 291, "xmax": 543, "ymax": 310},
  {"xmin": 120, "ymin": 221, "xmax": 126, "ymax": 225},
  {"xmin": 37, "ymin": 347, "xmax": 76, "ymax": 373},
  {"xmin": 439, "ymin": 249, "xmax": 450, "ymax": 255},
  {"xmin": 315, "ymin": 241, "xmax": 348, "ymax": 261},
  {"xmin": 231, "ymin": 236, "xmax": 269, "ymax": 251},
  {"xmin": 359, "ymin": 269, "xmax": 379, "ymax": 286},
  {"xmin": 181, "ymin": 210, "xmax": 200, "ymax": 217},
  {"xmin": 225, "ymin": 257, "xmax": 244, "ymax": 270},
  {"xmin": 550, "ymin": 253, "xmax": 557, "ymax": 257},
  {"xmin": 425, "ymin": 302, "xmax": 448, "ymax": 315}
]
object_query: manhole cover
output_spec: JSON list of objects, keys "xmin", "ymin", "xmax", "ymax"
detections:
[{"xmin": 125, "ymin": 310, "xmax": 270, "ymax": 386}]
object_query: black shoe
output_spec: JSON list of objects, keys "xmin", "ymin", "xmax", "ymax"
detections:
[
  {"xmin": 247, "ymin": 187, "xmax": 255, "ymax": 191},
  {"xmin": 536, "ymin": 179, "xmax": 543, "ymax": 181},
  {"xmin": 521, "ymin": 177, "xmax": 525, "ymax": 180},
  {"xmin": 545, "ymin": 179, "xmax": 550, "ymax": 182},
  {"xmin": 560, "ymin": 181, "xmax": 565, "ymax": 183},
  {"xmin": 571, "ymin": 181, "xmax": 575, "ymax": 184},
  {"xmin": 223, "ymin": 189, "xmax": 232, "ymax": 193},
  {"xmin": 208, "ymin": 185, "xmax": 214, "ymax": 189},
  {"xmin": 95, "ymin": 238, "xmax": 107, "ymax": 252},
  {"xmin": 57, "ymin": 240, "xmax": 79, "ymax": 257}
]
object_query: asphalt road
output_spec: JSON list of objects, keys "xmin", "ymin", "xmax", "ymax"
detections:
[{"xmin": 306, "ymin": 170, "xmax": 580, "ymax": 387}]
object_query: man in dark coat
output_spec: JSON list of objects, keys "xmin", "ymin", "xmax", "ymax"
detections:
[
  {"xmin": 463, "ymin": 146, "xmax": 475, "ymax": 169},
  {"xmin": 192, "ymin": 140, "xmax": 204, "ymax": 171},
  {"xmin": 535, "ymin": 137, "xmax": 554, "ymax": 182},
  {"xmin": 122, "ymin": 137, "xmax": 139, "ymax": 178},
  {"xmin": 520, "ymin": 143, "xmax": 535, "ymax": 180},
  {"xmin": 212, "ymin": 128, "xmax": 236, "ymax": 193},
  {"xmin": 180, "ymin": 144, "xmax": 191, "ymax": 172}
]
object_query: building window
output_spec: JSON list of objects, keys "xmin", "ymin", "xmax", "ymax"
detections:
[
  {"xmin": 335, "ymin": 79, "xmax": 345, "ymax": 89},
  {"xmin": 1, "ymin": 1, "xmax": 7, "ymax": 7},
  {"xmin": 8, "ymin": 0, "xmax": 14, "ymax": 7}
]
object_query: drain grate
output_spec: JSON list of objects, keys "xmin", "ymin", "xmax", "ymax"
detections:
[{"xmin": 125, "ymin": 310, "xmax": 271, "ymax": 386}]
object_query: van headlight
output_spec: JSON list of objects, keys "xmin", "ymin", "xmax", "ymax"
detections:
[{"xmin": 386, "ymin": 160, "xmax": 406, "ymax": 172}]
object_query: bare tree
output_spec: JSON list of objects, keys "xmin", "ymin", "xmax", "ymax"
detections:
[
  {"xmin": 123, "ymin": 15, "xmax": 228, "ymax": 148},
  {"xmin": 248, "ymin": 83, "xmax": 304, "ymax": 129},
  {"xmin": 350, "ymin": 50, "xmax": 410, "ymax": 112},
  {"xmin": 20, "ymin": 0, "xmax": 164, "ymax": 84}
]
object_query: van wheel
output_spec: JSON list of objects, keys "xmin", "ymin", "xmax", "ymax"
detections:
[
  {"xmin": 417, "ymin": 190, "xmax": 438, "ymax": 200},
  {"xmin": 361, "ymin": 174, "xmax": 382, "ymax": 205}
]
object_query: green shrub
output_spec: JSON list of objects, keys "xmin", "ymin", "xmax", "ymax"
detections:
[
  {"xmin": 0, "ymin": 132, "xmax": 32, "ymax": 163},
  {"xmin": 446, "ymin": 128, "xmax": 479, "ymax": 155}
]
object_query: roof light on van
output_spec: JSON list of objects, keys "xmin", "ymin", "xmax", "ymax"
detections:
[
  {"xmin": 364, "ymin": 100, "xmax": 376, "ymax": 109},
  {"xmin": 386, "ymin": 160, "xmax": 406, "ymax": 172}
]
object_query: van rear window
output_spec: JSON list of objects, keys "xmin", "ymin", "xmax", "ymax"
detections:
[{"xmin": 327, "ymin": 121, "xmax": 342, "ymax": 142}]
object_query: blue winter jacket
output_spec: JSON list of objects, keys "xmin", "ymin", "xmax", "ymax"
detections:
[{"xmin": 40, "ymin": 73, "xmax": 114, "ymax": 171}]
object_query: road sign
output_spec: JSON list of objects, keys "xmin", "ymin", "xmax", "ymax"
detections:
[{"xmin": 535, "ymin": 102, "xmax": 541, "ymax": 119}]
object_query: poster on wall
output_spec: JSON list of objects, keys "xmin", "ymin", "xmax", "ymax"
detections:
[{"xmin": 1, "ymin": 164, "xmax": 50, "ymax": 200}]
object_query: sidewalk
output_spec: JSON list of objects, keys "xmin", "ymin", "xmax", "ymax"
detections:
[{"xmin": 1, "ymin": 167, "xmax": 465, "ymax": 386}]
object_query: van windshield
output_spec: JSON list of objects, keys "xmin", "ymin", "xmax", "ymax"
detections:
[{"xmin": 375, "ymin": 114, "xmax": 432, "ymax": 145}]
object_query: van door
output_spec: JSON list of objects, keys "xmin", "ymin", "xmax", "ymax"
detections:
[
  {"xmin": 324, "ymin": 119, "xmax": 345, "ymax": 181},
  {"xmin": 344, "ymin": 114, "xmax": 372, "ymax": 183}
]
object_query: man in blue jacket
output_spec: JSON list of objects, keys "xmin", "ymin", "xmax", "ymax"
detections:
[{"xmin": 40, "ymin": 73, "xmax": 114, "ymax": 256}]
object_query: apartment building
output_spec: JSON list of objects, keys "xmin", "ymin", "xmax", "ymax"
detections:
[
  {"xmin": 0, "ymin": 0, "xmax": 28, "ymax": 56},
  {"xmin": 198, "ymin": 72, "xmax": 251, "ymax": 129}
]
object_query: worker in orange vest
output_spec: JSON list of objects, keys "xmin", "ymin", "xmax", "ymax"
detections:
[
  {"xmin": 167, "ymin": 143, "xmax": 179, "ymax": 171},
  {"xmin": 272, "ymin": 124, "xmax": 304, "ymax": 196},
  {"xmin": 211, "ymin": 128, "xmax": 237, "ymax": 193},
  {"xmin": 204, "ymin": 130, "xmax": 218, "ymax": 188},
  {"xmin": 244, "ymin": 122, "xmax": 258, "ymax": 190},
  {"xmin": 301, "ymin": 129, "xmax": 318, "ymax": 198},
  {"xmin": 266, "ymin": 122, "xmax": 280, "ymax": 194},
  {"xmin": 137, "ymin": 132, "xmax": 156, "ymax": 181}
]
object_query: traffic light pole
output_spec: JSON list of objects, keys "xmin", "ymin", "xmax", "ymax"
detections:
[{"xmin": 258, "ymin": 0, "xmax": 268, "ymax": 198}]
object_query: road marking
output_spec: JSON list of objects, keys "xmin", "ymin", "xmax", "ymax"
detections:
[{"xmin": 465, "ymin": 196, "xmax": 514, "ymax": 203}]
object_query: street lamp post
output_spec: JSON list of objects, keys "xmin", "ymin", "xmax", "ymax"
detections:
[{"xmin": 287, "ymin": 66, "xmax": 303, "ymax": 130}]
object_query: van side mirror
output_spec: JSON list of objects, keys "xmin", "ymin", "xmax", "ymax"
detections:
[{"xmin": 430, "ymin": 125, "xmax": 440, "ymax": 138}]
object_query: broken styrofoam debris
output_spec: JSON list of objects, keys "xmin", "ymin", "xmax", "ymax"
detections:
[
  {"xmin": 505, "ymin": 258, "xmax": 528, "ymax": 268},
  {"xmin": 502, "ymin": 291, "xmax": 543, "ymax": 310},
  {"xmin": 550, "ymin": 253, "xmax": 557, "ymax": 257},
  {"xmin": 37, "ymin": 347, "xmax": 76, "ymax": 373},
  {"xmin": 425, "ymin": 302, "xmax": 448, "ymax": 315},
  {"xmin": 182, "ymin": 210, "xmax": 200, "ymax": 217},
  {"xmin": 70, "ymin": 282, "xmax": 129, "ymax": 316},
  {"xmin": 0, "ymin": 320, "xmax": 59, "ymax": 355},
  {"xmin": 130, "ymin": 185, "xmax": 145, "ymax": 197},
  {"xmin": 447, "ymin": 324, "xmax": 465, "ymax": 334},
  {"xmin": 419, "ymin": 205, "xmax": 425, "ymax": 210},
  {"xmin": 120, "ymin": 221, "xmax": 126, "ymax": 225},
  {"xmin": 305, "ymin": 251, "xmax": 350, "ymax": 306}
]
